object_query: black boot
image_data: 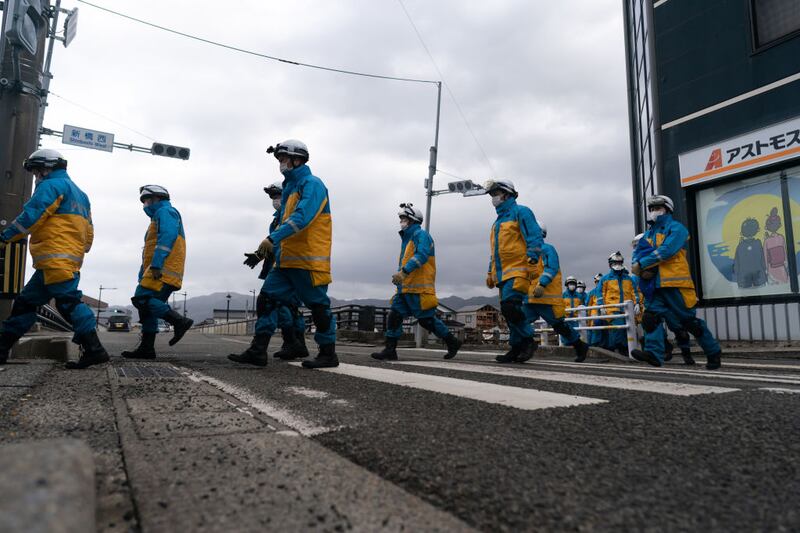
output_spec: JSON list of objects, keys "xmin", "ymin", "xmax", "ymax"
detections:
[
  {"xmin": 573, "ymin": 340, "xmax": 590, "ymax": 363},
  {"xmin": 516, "ymin": 338, "xmax": 538, "ymax": 363},
  {"xmin": 121, "ymin": 332, "xmax": 157, "ymax": 359},
  {"xmin": 0, "ymin": 331, "xmax": 20, "ymax": 364},
  {"xmin": 705, "ymin": 351, "xmax": 721, "ymax": 370},
  {"xmin": 227, "ymin": 334, "xmax": 269, "ymax": 366},
  {"xmin": 443, "ymin": 334, "xmax": 462, "ymax": 360},
  {"xmin": 496, "ymin": 344, "xmax": 521, "ymax": 363},
  {"xmin": 631, "ymin": 349, "xmax": 662, "ymax": 367},
  {"xmin": 66, "ymin": 330, "xmax": 110, "ymax": 369},
  {"xmin": 162, "ymin": 309, "xmax": 194, "ymax": 346},
  {"xmin": 664, "ymin": 339, "xmax": 674, "ymax": 362},
  {"xmin": 681, "ymin": 347, "xmax": 696, "ymax": 366},
  {"xmin": 371, "ymin": 337, "xmax": 398, "ymax": 361},
  {"xmin": 274, "ymin": 328, "xmax": 310, "ymax": 360},
  {"xmin": 302, "ymin": 343, "xmax": 339, "ymax": 369}
]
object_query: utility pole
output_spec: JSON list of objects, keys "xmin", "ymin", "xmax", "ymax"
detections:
[
  {"xmin": 180, "ymin": 291, "xmax": 187, "ymax": 317},
  {"xmin": 95, "ymin": 285, "xmax": 116, "ymax": 328},
  {"xmin": 0, "ymin": 1, "xmax": 49, "ymax": 321}
]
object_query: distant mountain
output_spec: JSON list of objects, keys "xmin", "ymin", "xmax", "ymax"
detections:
[{"xmin": 128, "ymin": 292, "xmax": 500, "ymax": 323}]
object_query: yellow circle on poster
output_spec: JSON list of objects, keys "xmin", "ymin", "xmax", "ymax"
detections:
[{"xmin": 718, "ymin": 194, "xmax": 798, "ymax": 258}]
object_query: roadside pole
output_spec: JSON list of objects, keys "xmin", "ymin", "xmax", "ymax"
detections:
[{"xmin": 0, "ymin": 1, "xmax": 49, "ymax": 321}]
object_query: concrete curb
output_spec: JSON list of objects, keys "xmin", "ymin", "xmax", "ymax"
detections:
[
  {"xmin": 0, "ymin": 438, "xmax": 96, "ymax": 533},
  {"xmin": 11, "ymin": 336, "xmax": 77, "ymax": 362}
]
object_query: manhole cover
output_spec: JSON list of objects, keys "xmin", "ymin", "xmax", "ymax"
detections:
[{"xmin": 115, "ymin": 366, "xmax": 182, "ymax": 378}]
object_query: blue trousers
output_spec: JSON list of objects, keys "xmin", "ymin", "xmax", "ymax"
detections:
[
  {"xmin": 132, "ymin": 283, "xmax": 177, "ymax": 333},
  {"xmin": 276, "ymin": 304, "xmax": 306, "ymax": 333},
  {"xmin": 588, "ymin": 325, "xmax": 607, "ymax": 348},
  {"xmin": 257, "ymin": 268, "xmax": 336, "ymax": 346},
  {"xmin": 662, "ymin": 310, "xmax": 691, "ymax": 351},
  {"xmin": 607, "ymin": 316, "xmax": 628, "ymax": 352},
  {"xmin": 499, "ymin": 280, "xmax": 534, "ymax": 347},
  {"xmin": 643, "ymin": 288, "xmax": 720, "ymax": 364},
  {"xmin": 525, "ymin": 303, "xmax": 580, "ymax": 345},
  {"xmin": 2, "ymin": 270, "xmax": 95, "ymax": 339},
  {"xmin": 386, "ymin": 293, "xmax": 450, "ymax": 339}
]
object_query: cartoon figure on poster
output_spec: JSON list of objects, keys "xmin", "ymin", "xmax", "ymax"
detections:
[
  {"xmin": 701, "ymin": 178, "xmax": 797, "ymax": 297},
  {"xmin": 763, "ymin": 207, "xmax": 789, "ymax": 283}
]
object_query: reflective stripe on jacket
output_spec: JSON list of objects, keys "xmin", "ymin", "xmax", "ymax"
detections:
[
  {"xmin": 488, "ymin": 197, "xmax": 543, "ymax": 284},
  {"xmin": 398, "ymin": 223, "xmax": 436, "ymax": 295},
  {"xmin": 271, "ymin": 165, "xmax": 332, "ymax": 274},
  {"xmin": 528, "ymin": 242, "xmax": 563, "ymax": 309},
  {"xmin": 1, "ymin": 169, "xmax": 93, "ymax": 285},
  {"xmin": 140, "ymin": 200, "xmax": 186, "ymax": 290}
]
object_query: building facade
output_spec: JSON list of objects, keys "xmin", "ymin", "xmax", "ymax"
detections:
[{"xmin": 624, "ymin": 0, "xmax": 800, "ymax": 340}]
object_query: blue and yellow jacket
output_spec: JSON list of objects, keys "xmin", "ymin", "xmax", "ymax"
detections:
[
  {"xmin": 562, "ymin": 288, "xmax": 586, "ymax": 316},
  {"xmin": 1, "ymin": 169, "xmax": 93, "ymax": 285},
  {"xmin": 271, "ymin": 165, "xmax": 332, "ymax": 284},
  {"xmin": 528, "ymin": 242, "xmax": 564, "ymax": 312},
  {"xmin": 597, "ymin": 269, "xmax": 640, "ymax": 310},
  {"xmin": 488, "ymin": 197, "xmax": 543, "ymax": 286},
  {"xmin": 139, "ymin": 200, "xmax": 186, "ymax": 291},
  {"xmin": 636, "ymin": 213, "xmax": 697, "ymax": 307},
  {"xmin": 397, "ymin": 223, "xmax": 437, "ymax": 298}
]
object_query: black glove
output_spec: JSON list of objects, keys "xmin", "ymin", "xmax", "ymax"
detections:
[
  {"xmin": 243, "ymin": 252, "xmax": 262, "ymax": 269},
  {"xmin": 150, "ymin": 267, "xmax": 163, "ymax": 280}
]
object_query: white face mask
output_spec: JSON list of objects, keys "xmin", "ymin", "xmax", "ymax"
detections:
[
  {"xmin": 567, "ymin": 284, "xmax": 576, "ymax": 292},
  {"xmin": 272, "ymin": 198, "xmax": 281, "ymax": 210},
  {"xmin": 647, "ymin": 207, "xmax": 666, "ymax": 222},
  {"xmin": 611, "ymin": 264, "xmax": 624, "ymax": 271},
  {"xmin": 576, "ymin": 287, "xmax": 585, "ymax": 293},
  {"xmin": 279, "ymin": 161, "xmax": 291, "ymax": 174},
  {"xmin": 400, "ymin": 219, "xmax": 409, "ymax": 230},
  {"xmin": 491, "ymin": 195, "xmax": 504, "ymax": 207}
]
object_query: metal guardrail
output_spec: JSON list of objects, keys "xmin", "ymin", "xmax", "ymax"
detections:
[{"xmin": 36, "ymin": 304, "xmax": 72, "ymax": 332}]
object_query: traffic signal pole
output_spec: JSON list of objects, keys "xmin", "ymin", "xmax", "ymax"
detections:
[
  {"xmin": 0, "ymin": 1, "xmax": 49, "ymax": 320},
  {"xmin": 416, "ymin": 81, "xmax": 442, "ymax": 348}
]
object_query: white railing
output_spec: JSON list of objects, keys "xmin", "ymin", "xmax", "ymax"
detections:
[{"xmin": 534, "ymin": 300, "xmax": 640, "ymax": 357}]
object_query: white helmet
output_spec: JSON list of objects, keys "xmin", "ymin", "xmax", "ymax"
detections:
[
  {"xmin": 23, "ymin": 148, "xmax": 67, "ymax": 171},
  {"xmin": 267, "ymin": 139, "xmax": 309, "ymax": 161},
  {"xmin": 263, "ymin": 181, "xmax": 283, "ymax": 197},
  {"xmin": 139, "ymin": 184, "xmax": 170, "ymax": 202},
  {"xmin": 647, "ymin": 195, "xmax": 674, "ymax": 212},
  {"xmin": 398, "ymin": 202, "xmax": 423, "ymax": 224},
  {"xmin": 565, "ymin": 275, "xmax": 577, "ymax": 286},
  {"xmin": 483, "ymin": 179, "xmax": 518, "ymax": 198},
  {"xmin": 632, "ymin": 233, "xmax": 644, "ymax": 249},
  {"xmin": 539, "ymin": 221, "xmax": 547, "ymax": 239},
  {"xmin": 576, "ymin": 280, "xmax": 586, "ymax": 290},
  {"xmin": 608, "ymin": 251, "xmax": 625, "ymax": 266}
]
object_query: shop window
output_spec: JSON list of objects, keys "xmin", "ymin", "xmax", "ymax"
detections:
[
  {"xmin": 752, "ymin": 0, "xmax": 800, "ymax": 48},
  {"xmin": 696, "ymin": 165, "xmax": 800, "ymax": 300}
]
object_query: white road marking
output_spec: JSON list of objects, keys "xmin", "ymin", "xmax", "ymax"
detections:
[
  {"xmin": 182, "ymin": 369, "xmax": 334, "ymax": 436},
  {"xmin": 291, "ymin": 362, "xmax": 606, "ymax": 411},
  {"xmin": 760, "ymin": 387, "xmax": 800, "ymax": 394},
  {"xmin": 394, "ymin": 361, "xmax": 739, "ymax": 396},
  {"xmin": 285, "ymin": 386, "xmax": 331, "ymax": 399}
]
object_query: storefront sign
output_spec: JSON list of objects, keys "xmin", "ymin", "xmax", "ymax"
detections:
[{"xmin": 679, "ymin": 116, "xmax": 800, "ymax": 187}]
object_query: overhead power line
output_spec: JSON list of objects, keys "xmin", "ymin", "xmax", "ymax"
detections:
[
  {"xmin": 395, "ymin": 0, "xmax": 497, "ymax": 175},
  {"xmin": 76, "ymin": 0, "xmax": 438, "ymax": 85},
  {"xmin": 49, "ymin": 91, "xmax": 156, "ymax": 141}
]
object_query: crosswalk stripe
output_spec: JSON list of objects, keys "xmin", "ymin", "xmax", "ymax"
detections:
[
  {"xmin": 291, "ymin": 363, "xmax": 606, "ymax": 411},
  {"xmin": 393, "ymin": 361, "xmax": 739, "ymax": 396},
  {"xmin": 761, "ymin": 387, "xmax": 800, "ymax": 394},
  {"xmin": 524, "ymin": 359, "xmax": 800, "ymax": 385}
]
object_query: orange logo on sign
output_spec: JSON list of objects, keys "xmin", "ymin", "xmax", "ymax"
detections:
[{"xmin": 705, "ymin": 148, "xmax": 722, "ymax": 171}]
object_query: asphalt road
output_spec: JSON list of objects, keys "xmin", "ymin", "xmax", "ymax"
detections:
[{"xmin": 95, "ymin": 330, "xmax": 800, "ymax": 532}]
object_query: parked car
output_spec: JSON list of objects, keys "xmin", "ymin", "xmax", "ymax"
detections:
[{"xmin": 108, "ymin": 315, "xmax": 131, "ymax": 332}]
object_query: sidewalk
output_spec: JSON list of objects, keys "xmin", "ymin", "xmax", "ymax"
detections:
[{"xmin": 0, "ymin": 359, "xmax": 471, "ymax": 532}]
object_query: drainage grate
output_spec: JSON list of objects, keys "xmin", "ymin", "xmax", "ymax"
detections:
[{"xmin": 115, "ymin": 366, "xmax": 182, "ymax": 379}]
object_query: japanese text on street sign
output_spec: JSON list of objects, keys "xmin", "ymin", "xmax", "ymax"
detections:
[{"xmin": 61, "ymin": 124, "xmax": 114, "ymax": 153}]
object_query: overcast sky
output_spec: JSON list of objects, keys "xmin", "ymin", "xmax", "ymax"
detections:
[{"xmin": 38, "ymin": 0, "xmax": 635, "ymax": 306}]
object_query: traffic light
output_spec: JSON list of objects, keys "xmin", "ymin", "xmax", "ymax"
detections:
[
  {"xmin": 447, "ymin": 180, "xmax": 474, "ymax": 193},
  {"xmin": 151, "ymin": 142, "xmax": 190, "ymax": 160},
  {"xmin": 4, "ymin": 0, "xmax": 46, "ymax": 56}
]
